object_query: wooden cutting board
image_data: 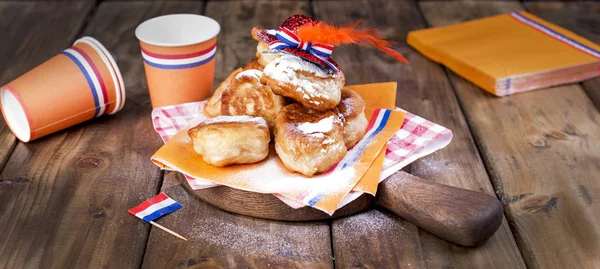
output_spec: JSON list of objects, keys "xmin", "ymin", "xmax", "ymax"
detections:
[
  {"xmin": 179, "ymin": 171, "xmax": 504, "ymax": 246},
  {"xmin": 185, "ymin": 177, "xmax": 374, "ymax": 221}
]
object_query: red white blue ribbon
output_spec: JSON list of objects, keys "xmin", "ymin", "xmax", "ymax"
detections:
[
  {"xmin": 128, "ymin": 192, "xmax": 182, "ymax": 222},
  {"xmin": 142, "ymin": 44, "xmax": 217, "ymax": 70},
  {"xmin": 510, "ymin": 12, "xmax": 600, "ymax": 59},
  {"xmin": 270, "ymin": 27, "xmax": 339, "ymax": 71},
  {"xmin": 62, "ymin": 47, "xmax": 109, "ymax": 118},
  {"xmin": 303, "ymin": 108, "xmax": 392, "ymax": 207}
]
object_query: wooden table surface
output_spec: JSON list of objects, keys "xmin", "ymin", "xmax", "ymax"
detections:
[{"xmin": 1, "ymin": 0, "xmax": 599, "ymax": 268}]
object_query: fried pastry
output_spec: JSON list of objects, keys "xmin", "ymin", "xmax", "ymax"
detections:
[
  {"xmin": 252, "ymin": 27, "xmax": 281, "ymax": 68},
  {"xmin": 220, "ymin": 69, "xmax": 285, "ymax": 128},
  {"xmin": 262, "ymin": 55, "xmax": 345, "ymax": 111},
  {"xmin": 188, "ymin": 116, "xmax": 270, "ymax": 167},
  {"xmin": 336, "ymin": 88, "xmax": 368, "ymax": 148},
  {"xmin": 256, "ymin": 41, "xmax": 280, "ymax": 68},
  {"xmin": 274, "ymin": 104, "xmax": 347, "ymax": 176},
  {"xmin": 204, "ymin": 68, "xmax": 242, "ymax": 117},
  {"xmin": 243, "ymin": 58, "xmax": 264, "ymax": 71}
]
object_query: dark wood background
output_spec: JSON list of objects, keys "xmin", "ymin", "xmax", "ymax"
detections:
[{"xmin": 0, "ymin": 0, "xmax": 598, "ymax": 268}]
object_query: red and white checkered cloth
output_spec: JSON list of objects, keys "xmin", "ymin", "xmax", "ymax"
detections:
[{"xmin": 152, "ymin": 101, "xmax": 453, "ymax": 208}]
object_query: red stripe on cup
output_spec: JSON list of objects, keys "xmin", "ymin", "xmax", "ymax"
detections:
[
  {"xmin": 70, "ymin": 46, "xmax": 110, "ymax": 113},
  {"xmin": 141, "ymin": 43, "xmax": 217, "ymax": 60}
]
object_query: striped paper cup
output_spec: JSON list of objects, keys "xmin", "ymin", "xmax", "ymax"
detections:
[
  {"xmin": 135, "ymin": 14, "xmax": 220, "ymax": 108},
  {"xmin": 0, "ymin": 37, "xmax": 125, "ymax": 142}
]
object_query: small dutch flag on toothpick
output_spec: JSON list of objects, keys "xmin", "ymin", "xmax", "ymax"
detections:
[{"xmin": 128, "ymin": 192, "xmax": 187, "ymax": 241}]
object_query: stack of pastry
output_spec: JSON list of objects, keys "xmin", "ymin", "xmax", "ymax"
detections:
[{"xmin": 189, "ymin": 14, "xmax": 406, "ymax": 177}]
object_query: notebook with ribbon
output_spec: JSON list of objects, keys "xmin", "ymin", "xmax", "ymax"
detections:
[{"xmin": 407, "ymin": 11, "xmax": 600, "ymax": 96}]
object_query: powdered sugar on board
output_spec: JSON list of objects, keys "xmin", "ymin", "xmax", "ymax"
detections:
[
  {"xmin": 188, "ymin": 207, "xmax": 331, "ymax": 263},
  {"xmin": 334, "ymin": 210, "xmax": 409, "ymax": 236},
  {"xmin": 331, "ymin": 210, "xmax": 415, "ymax": 258}
]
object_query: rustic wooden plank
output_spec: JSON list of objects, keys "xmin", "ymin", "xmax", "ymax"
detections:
[
  {"xmin": 0, "ymin": 0, "xmax": 95, "ymax": 2},
  {"xmin": 580, "ymin": 76, "xmax": 600, "ymax": 108},
  {"xmin": 332, "ymin": 208, "xmax": 426, "ymax": 268},
  {"xmin": 0, "ymin": 1, "xmax": 94, "ymax": 171},
  {"xmin": 420, "ymin": 1, "xmax": 600, "ymax": 268},
  {"xmin": 0, "ymin": 119, "xmax": 14, "ymax": 170},
  {"xmin": 0, "ymin": 1, "xmax": 202, "ymax": 268},
  {"xmin": 143, "ymin": 173, "xmax": 333, "ymax": 269},
  {"xmin": 313, "ymin": 0, "xmax": 525, "ymax": 267},
  {"xmin": 141, "ymin": 1, "xmax": 333, "ymax": 268},
  {"xmin": 523, "ymin": 1, "xmax": 600, "ymax": 115}
]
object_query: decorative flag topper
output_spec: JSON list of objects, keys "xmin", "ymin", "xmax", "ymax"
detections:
[
  {"xmin": 253, "ymin": 14, "xmax": 408, "ymax": 72},
  {"xmin": 128, "ymin": 192, "xmax": 187, "ymax": 241}
]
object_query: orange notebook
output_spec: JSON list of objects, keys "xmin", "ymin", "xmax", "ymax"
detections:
[{"xmin": 407, "ymin": 11, "xmax": 600, "ymax": 96}]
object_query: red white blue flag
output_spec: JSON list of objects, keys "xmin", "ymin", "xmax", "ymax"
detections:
[{"xmin": 128, "ymin": 192, "xmax": 182, "ymax": 222}]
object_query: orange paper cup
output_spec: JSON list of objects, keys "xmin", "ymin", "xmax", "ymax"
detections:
[
  {"xmin": 135, "ymin": 14, "xmax": 220, "ymax": 108},
  {"xmin": 0, "ymin": 37, "xmax": 125, "ymax": 142}
]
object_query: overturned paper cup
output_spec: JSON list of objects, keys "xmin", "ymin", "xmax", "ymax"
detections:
[
  {"xmin": 0, "ymin": 36, "xmax": 125, "ymax": 142},
  {"xmin": 135, "ymin": 14, "xmax": 220, "ymax": 108}
]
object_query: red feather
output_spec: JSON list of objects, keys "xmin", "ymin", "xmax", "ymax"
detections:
[{"xmin": 297, "ymin": 21, "xmax": 408, "ymax": 64}]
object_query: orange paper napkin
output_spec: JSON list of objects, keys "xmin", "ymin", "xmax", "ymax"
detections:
[{"xmin": 408, "ymin": 11, "xmax": 600, "ymax": 96}]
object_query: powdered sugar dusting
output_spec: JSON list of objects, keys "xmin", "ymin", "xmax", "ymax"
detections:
[
  {"xmin": 263, "ymin": 55, "xmax": 341, "ymax": 105},
  {"xmin": 264, "ymin": 55, "xmax": 334, "ymax": 79},
  {"xmin": 339, "ymin": 95, "xmax": 357, "ymax": 117},
  {"xmin": 188, "ymin": 210, "xmax": 331, "ymax": 263},
  {"xmin": 207, "ymin": 152, "xmax": 356, "ymax": 195},
  {"xmin": 322, "ymin": 137, "xmax": 335, "ymax": 145},
  {"xmin": 235, "ymin": 69, "xmax": 263, "ymax": 81},
  {"xmin": 202, "ymin": 115, "xmax": 267, "ymax": 127},
  {"xmin": 186, "ymin": 148, "xmax": 358, "ymax": 213},
  {"xmin": 333, "ymin": 210, "xmax": 408, "ymax": 237},
  {"xmin": 330, "ymin": 210, "xmax": 413, "ymax": 264},
  {"xmin": 297, "ymin": 116, "xmax": 334, "ymax": 134},
  {"xmin": 410, "ymin": 155, "xmax": 456, "ymax": 178}
]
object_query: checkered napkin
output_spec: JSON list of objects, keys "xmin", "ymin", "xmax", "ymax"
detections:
[{"xmin": 151, "ymin": 101, "xmax": 452, "ymax": 209}]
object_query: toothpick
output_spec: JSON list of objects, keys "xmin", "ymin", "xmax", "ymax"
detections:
[{"xmin": 149, "ymin": 221, "xmax": 188, "ymax": 241}]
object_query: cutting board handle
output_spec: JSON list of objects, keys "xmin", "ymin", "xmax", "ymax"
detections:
[{"xmin": 375, "ymin": 171, "xmax": 503, "ymax": 246}]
